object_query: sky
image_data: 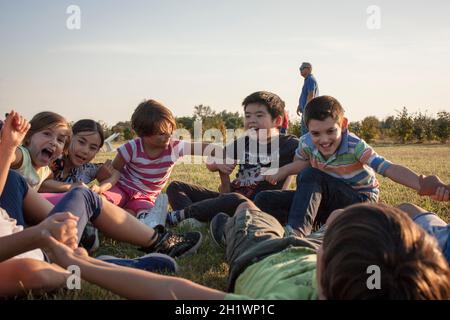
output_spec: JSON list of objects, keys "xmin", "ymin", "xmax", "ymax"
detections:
[{"xmin": 1, "ymin": 0, "xmax": 450, "ymax": 126}]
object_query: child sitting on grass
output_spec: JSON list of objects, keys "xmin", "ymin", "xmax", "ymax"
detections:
[
  {"xmin": 166, "ymin": 91, "xmax": 299, "ymax": 226},
  {"xmin": 258, "ymin": 95, "xmax": 448, "ymax": 236}
]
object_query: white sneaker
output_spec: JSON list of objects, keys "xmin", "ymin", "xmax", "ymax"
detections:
[
  {"xmin": 178, "ymin": 218, "xmax": 207, "ymax": 229},
  {"xmin": 138, "ymin": 193, "xmax": 169, "ymax": 228}
]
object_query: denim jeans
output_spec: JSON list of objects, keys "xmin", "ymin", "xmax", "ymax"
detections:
[{"xmin": 255, "ymin": 168, "xmax": 370, "ymax": 236}]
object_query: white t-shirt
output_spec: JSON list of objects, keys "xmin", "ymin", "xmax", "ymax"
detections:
[{"xmin": 0, "ymin": 208, "xmax": 44, "ymax": 261}]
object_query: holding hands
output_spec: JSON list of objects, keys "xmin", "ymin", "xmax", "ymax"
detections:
[{"xmin": 38, "ymin": 212, "xmax": 79, "ymax": 250}]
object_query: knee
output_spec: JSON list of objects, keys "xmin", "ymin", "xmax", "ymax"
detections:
[
  {"xmin": 253, "ymin": 191, "xmax": 271, "ymax": 208},
  {"xmin": 166, "ymin": 181, "xmax": 183, "ymax": 198},
  {"xmin": 397, "ymin": 203, "xmax": 425, "ymax": 218},
  {"xmin": 228, "ymin": 192, "xmax": 249, "ymax": 204},
  {"xmin": 297, "ymin": 167, "xmax": 321, "ymax": 183}
]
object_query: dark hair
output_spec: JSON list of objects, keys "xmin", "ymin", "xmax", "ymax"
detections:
[
  {"xmin": 321, "ymin": 203, "xmax": 450, "ymax": 300},
  {"xmin": 72, "ymin": 119, "xmax": 105, "ymax": 149},
  {"xmin": 303, "ymin": 95, "xmax": 345, "ymax": 128},
  {"xmin": 24, "ymin": 111, "xmax": 71, "ymax": 151},
  {"xmin": 242, "ymin": 91, "xmax": 285, "ymax": 120},
  {"xmin": 131, "ymin": 99, "xmax": 176, "ymax": 137}
]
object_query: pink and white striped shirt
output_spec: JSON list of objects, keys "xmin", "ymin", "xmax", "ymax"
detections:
[{"xmin": 116, "ymin": 138, "xmax": 187, "ymax": 202}]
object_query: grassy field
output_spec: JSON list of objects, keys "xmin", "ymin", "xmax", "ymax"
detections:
[{"xmin": 35, "ymin": 144, "xmax": 449, "ymax": 300}]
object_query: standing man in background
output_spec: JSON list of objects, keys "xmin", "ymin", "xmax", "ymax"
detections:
[{"xmin": 297, "ymin": 62, "xmax": 319, "ymax": 136}]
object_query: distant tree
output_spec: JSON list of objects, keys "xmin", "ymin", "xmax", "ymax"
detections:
[
  {"xmin": 288, "ymin": 120, "xmax": 301, "ymax": 137},
  {"xmin": 412, "ymin": 112, "xmax": 434, "ymax": 143},
  {"xmin": 380, "ymin": 115, "xmax": 395, "ymax": 139},
  {"xmin": 176, "ymin": 116, "xmax": 195, "ymax": 135},
  {"xmin": 393, "ymin": 107, "xmax": 414, "ymax": 143},
  {"xmin": 111, "ymin": 121, "xmax": 133, "ymax": 141},
  {"xmin": 349, "ymin": 121, "xmax": 362, "ymax": 136},
  {"xmin": 194, "ymin": 104, "xmax": 214, "ymax": 120},
  {"xmin": 97, "ymin": 120, "xmax": 112, "ymax": 137},
  {"xmin": 218, "ymin": 110, "xmax": 244, "ymax": 130},
  {"xmin": 434, "ymin": 111, "xmax": 450, "ymax": 143},
  {"xmin": 360, "ymin": 116, "xmax": 380, "ymax": 143}
]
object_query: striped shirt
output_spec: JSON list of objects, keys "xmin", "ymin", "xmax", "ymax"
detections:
[
  {"xmin": 117, "ymin": 138, "xmax": 187, "ymax": 202},
  {"xmin": 295, "ymin": 130, "xmax": 392, "ymax": 201}
]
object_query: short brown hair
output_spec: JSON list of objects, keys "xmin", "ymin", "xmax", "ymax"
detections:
[
  {"xmin": 131, "ymin": 99, "xmax": 176, "ymax": 137},
  {"xmin": 242, "ymin": 91, "xmax": 285, "ymax": 120},
  {"xmin": 303, "ymin": 95, "xmax": 345, "ymax": 128},
  {"xmin": 321, "ymin": 203, "xmax": 450, "ymax": 300},
  {"xmin": 24, "ymin": 111, "xmax": 71, "ymax": 151}
]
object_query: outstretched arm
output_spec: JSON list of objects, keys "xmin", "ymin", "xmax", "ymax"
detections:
[
  {"xmin": 384, "ymin": 164, "xmax": 421, "ymax": 191},
  {"xmin": 44, "ymin": 236, "xmax": 226, "ymax": 300}
]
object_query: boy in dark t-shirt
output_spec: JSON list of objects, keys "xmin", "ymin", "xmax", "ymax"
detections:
[{"xmin": 165, "ymin": 91, "xmax": 299, "ymax": 225}]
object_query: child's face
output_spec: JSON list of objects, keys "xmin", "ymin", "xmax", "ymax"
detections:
[
  {"xmin": 308, "ymin": 116, "xmax": 348, "ymax": 159},
  {"xmin": 68, "ymin": 131, "xmax": 102, "ymax": 167},
  {"xmin": 27, "ymin": 126, "xmax": 69, "ymax": 168},
  {"xmin": 244, "ymin": 103, "xmax": 281, "ymax": 135},
  {"xmin": 142, "ymin": 132, "xmax": 172, "ymax": 149}
]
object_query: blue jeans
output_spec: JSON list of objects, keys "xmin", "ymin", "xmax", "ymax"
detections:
[
  {"xmin": 254, "ymin": 168, "xmax": 370, "ymax": 235},
  {"xmin": 288, "ymin": 167, "xmax": 369, "ymax": 236},
  {"xmin": 0, "ymin": 170, "xmax": 102, "ymax": 240},
  {"xmin": 300, "ymin": 115, "xmax": 308, "ymax": 137}
]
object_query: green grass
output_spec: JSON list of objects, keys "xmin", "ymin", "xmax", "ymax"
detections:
[{"xmin": 35, "ymin": 144, "xmax": 450, "ymax": 299}]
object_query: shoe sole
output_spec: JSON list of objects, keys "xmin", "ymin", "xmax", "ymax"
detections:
[
  {"xmin": 96, "ymin": 252, "xmax": 179, "ymax": 274},
  {"xmin": 209, "ymin": 215, "xmax": 225, "ymax": 249}
]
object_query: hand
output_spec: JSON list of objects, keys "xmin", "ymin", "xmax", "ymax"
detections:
[
  {"xmin": 430, "ymin": 185, "xmax": 450, "ymax": 202},
  {"xmin": 38, "ymin": 212, "xmax": 79, "ymax": 250},
  {"xmin": 90, "ymin": 184, "xmax": 102, "ymax": 194},
  {"xmin": 41, "ymin": 235, "xmax": 88, "ymax": 269},
  {"xmin": 0, "ymin": 110, "xmax": 30, "ymax": 150},
  {"xmin": 216, "ymin": 163, "xmax": 236, "ymax": 175},
  {"xmin": 96, "ymin": 160, "xmax": 113, "ymax": 182},
  {"xmin": 263, "ymin": 172, "xmax": 283, "ymax": 185},
  {"xmin": 418, "ymin": 175, "xmax": 447, "ymax": 196},
  {"xmin": 296, "ymin": 107, "xmax": 302, "ymax": 117},
  {"xmin": 69, "ymin": 181, "xmax": 89, "ymax": 190}
]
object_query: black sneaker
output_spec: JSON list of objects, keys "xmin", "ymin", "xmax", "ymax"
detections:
[
  {"xmin": 80, "ymin": 222, "xmax": 99, "ymax": 253},
  {"xmin": 209, "ymin": 212, "xmax": 229, "ymax": 248},
  {"xmin": 141, "ymin": 225, "xmax": 203, "ymax": 258}
]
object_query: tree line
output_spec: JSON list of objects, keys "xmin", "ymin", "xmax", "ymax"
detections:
[{"xmin": 99, "ymin": 105, "xmax": 450, "ymax": 144}]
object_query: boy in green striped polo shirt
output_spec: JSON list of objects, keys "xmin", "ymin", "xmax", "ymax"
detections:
[{"xmin": 258, "ymin": 95, "xmax": 448, "ymax": 236}]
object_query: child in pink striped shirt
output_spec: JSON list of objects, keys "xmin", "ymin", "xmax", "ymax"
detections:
[{"xmin": 103, "ymin": 99, "xmax": 213, "ymax": 227}]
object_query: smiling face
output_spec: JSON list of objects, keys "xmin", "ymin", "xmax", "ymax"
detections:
[
  {"xmin": 68, "ymin": 131, "xmax": 102, "ymax": 167},
  {"xmin": 308, "ymin": 116, "xmax": 348, "ymax": 159},
  {"xmin": 26, "ymin": 126, "xmax": 69, "ymax": 169},
  {"xmin": 244, "ymin": 103, "xmax": 282, "ymax": 137}
]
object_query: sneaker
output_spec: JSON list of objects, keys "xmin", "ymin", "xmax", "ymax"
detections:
[
  {"xmin": 209, "ymin": 212, "xmax": 229, "ymax": 248},
  {"xmin": 138, "ymin": 193, "xmax": 169, "ymax": 228},
  {"xmin": 96, "ymin": 253, "xmax": 179, "ymax": 273},
  {"xmin": 80, "ymin": 222, "xmax": 99, "ymax": 253},
  {"xmin": 178, "ymin": 218, "xmax": 207, "ymax": 229},
  {"xmin": 141, "ymin": 225, "xmax": 203, "ymax": 258}
]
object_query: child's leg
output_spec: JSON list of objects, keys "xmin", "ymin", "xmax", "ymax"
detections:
[
  {"xmin": 288, "ymin": 167, "xmax": 367, "ymax": 236},
  {"xmin": 0, "ymin": 258, "xmax": 69, "ymax": 298},
  {"xmin": 253, "ymin": 190, "xmax": 295, "ymax": 225},
  {"xmin": 182, "ymin": 192, "xmax": 250, "ymax": 222},
  {"xmin": 167, "ymin": 181, "xmax": 220, "ymax": 210},
  {"xmin": 0, "ymin": 170, "xmax": 29, "ymax": 226},
  {"xmin": 101, "ymin": 184, "xmax": 129, "ymax": 208},
  {"xmin": 39, "ymin": 193, "xmax": 66, "ymax": 205},
  {"xmin": 49, "ymin": 187, "xmax": 156, "ymax": 248}
]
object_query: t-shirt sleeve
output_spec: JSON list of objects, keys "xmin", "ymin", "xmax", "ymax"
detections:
[
  {"xmin": 354, "ymin": 140, "xmax": 392, "ymax": 176},
  {"xmin": 294, "ymin": 136, "xmax": 311, "ymax": 161},
  {"xmin": 306, "ymin": 77, "xmax": 317, "ymax": 93},
  {"xmin": 117, "ymin": 140, "xmax": 134, "ymax": 163}
]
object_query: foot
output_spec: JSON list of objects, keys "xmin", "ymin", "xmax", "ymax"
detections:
[
  {"xmin": 96, "ymin": 253, "xmax": 179, "ymax": 273},
  {"xmin": 209, "ymin": 212, "xmax": 229, "ymax": 248},
  {"xmin": 140, "ymin": 225, "xmax": 203, "ymax": 258}
]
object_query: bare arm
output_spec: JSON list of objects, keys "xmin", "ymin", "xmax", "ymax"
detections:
[
  {"xmin": 264, "ymin": 158, "xmax": 311, "ymax": 185},
  {"xmin": 94, "ymin": 169, "xmax": 120, "ymax": 193},
  {"xmin": 44, "ymin": 236, "xmax": 226, "ymax": 300},
  {"xmin": 384, "ymin": 164, "xmax": 420, "ymax": 191},
  {"xmin": 39, "ymin": 178, "xmax": 73, "ymax": 193}
]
